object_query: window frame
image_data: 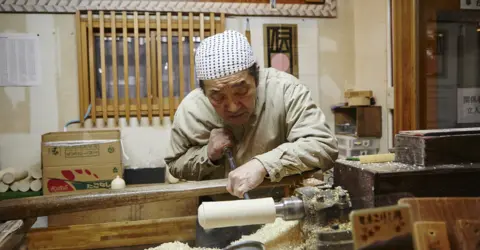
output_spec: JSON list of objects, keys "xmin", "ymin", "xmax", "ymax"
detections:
[{"xmin": 76, "ymin": 11, "xmax": 225, "ymax": 126}]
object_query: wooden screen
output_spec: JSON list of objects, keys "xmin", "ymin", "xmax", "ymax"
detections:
[{"xmin": 75, "ymin": 11, "xmax": 226, "ymax": 126}]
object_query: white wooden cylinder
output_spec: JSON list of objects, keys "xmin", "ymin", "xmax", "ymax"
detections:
[{"xmin": 198, "ymin": 197, "xmax": 276, "ymax": 229}]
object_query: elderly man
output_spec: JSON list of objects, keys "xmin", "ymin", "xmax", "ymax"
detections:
[{"xmin": 164, "ymin": 30, "xmax": 338, "ymax": 247}]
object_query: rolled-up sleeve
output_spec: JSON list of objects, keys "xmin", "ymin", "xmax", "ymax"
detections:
[
  {"xmin": 254, "ymin": 80, "xmax": 338, "ymax": 182},
  {"xmin": 164, "ymin": 95, "xmax": 222, "ymax": 181}
]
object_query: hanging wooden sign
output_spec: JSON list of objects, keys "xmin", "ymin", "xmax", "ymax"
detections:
[{"xmin": 263, "ymin": 24, "xmax": 299, "ymax": 78}]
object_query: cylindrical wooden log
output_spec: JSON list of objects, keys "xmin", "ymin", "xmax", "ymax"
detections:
[
  {"xmin": 0, "ymin": 182, "xmax": 8, "ymax": 193},
  {"xmin": 9, "ymin": 182, "xmax": 19, "ymax": 192},
  {"xmin": 0, "ymin": 171, "xmax": 315, "ymax": 221},
  {"xmin": 2, "ymin": 169, "xmax": 28, "ymax": 185},
  {"xmin": 30, "ymin": 179, "xmax": 42, "ymax": 192},
  {"xmin": 18, "ymin": 176, "xmax": 32, "ymax": 192},
  {"xmin": 29, "ymin": 168, "xmax": 42, "ymax": 180},
  {"xmin": 0, "ymin": 168, "xmax": 14, "ymax": 183}
]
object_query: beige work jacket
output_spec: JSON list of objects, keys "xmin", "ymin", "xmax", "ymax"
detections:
[{"xmin": 164, "ymin": 68, "xmax": 338, "ymax": 182}]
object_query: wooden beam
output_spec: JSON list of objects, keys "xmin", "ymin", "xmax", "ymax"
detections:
[
  {"xmin": 0, "ymin": 172, "xmax": 314, "ymax": 221},
  {"xmin": 195, "ymin": 0, "xmax": 321, "ymax": 3},
  {"xmin": 392, "ymin": 0, "xmax": 419, "ymax": 135},
  {"xmin": 27, "ymin": 216, "xmax": 196, "ymax": 250}
]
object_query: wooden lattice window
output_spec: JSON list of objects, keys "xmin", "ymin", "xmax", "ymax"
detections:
[{"xmin": 75, "ymin": 10, "xmax": 226, "ymax": 126}]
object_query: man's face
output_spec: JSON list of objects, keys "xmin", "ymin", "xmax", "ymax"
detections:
[{"xmin": 203, "ymin": 70, "xmax": 257, "ymax": 125}]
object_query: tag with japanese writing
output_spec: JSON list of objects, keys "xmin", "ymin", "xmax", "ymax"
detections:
[
  {"xmin": 413, "ymin": 221, "xmax": 450, "ymax": 250},
  {"xmin": 350, "ymin": 204, "xmax": 413, "ymax": 249}
]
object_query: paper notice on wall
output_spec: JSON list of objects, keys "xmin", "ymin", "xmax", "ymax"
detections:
[
  {"xmin": 460, "ymin": 0, "xmax": 480, "ymax": 9},
  {"xmin": 0, "ymin": 33, "xmax": 41, "ymax": 87},
  {"xmin": 457, "ymin": 88, "xmax": 480, "ymax": 123}
]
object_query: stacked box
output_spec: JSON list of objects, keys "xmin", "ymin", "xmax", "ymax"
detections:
[
  {"xmin": 336, "ymin": 135, "xmax": 380, "ymax": 158},
  {"xmin": 41, "ymin": 130, "xmax": 123, "ymax": 195}
]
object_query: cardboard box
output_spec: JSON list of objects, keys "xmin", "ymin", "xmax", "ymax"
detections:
[{"xmin": 41, "ymin": 130, "xmax": 123, "ymax": 195}]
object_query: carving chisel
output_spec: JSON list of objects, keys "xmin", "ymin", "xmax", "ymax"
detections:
[{"xmin": 223, "ymin": 147, "xmax": 250, "ymax": 199}]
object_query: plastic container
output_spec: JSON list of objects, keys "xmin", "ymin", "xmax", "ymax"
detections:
[
  {"xmin": 336, "ymin": 134, "xmax": 380, "ymax": 150},
  {"xmin": 338, "ymin": 147, "xmax": 379, "ymax": 158}
]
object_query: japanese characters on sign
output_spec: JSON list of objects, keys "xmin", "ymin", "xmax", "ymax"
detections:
[
  {"xmin": 350, "ymin": 205, "xmax": 413, "ymax": 249},
  {"xmin": 460, "ymin": 0, "xmax": 480, "ymax": 10},
  {"xmin": 457, "ymin": 88, "xmax": 480, "ymax": 123}
]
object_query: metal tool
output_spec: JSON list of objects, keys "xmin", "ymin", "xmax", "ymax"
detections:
[
  {"xmin": 223, "ymin": 240, "xmax": 265, "ymax": 250},
  {"xmin": 223, "ymin": 147, "xmax": 250, "ymax": 199},
  {"xmin": 274, "ymin": 185, "xmax": 351, "ymax": 225}
]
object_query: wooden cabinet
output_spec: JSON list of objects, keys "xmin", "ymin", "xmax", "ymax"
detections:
[{"xmin": 333, "ymin": 106, "xmax": 382, "ymax": 138}]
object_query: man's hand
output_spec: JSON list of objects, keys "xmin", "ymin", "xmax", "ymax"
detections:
[
  {"xmin": 226, "ymin": 159, "xmax": 267, "ymax": 198},
  {"xmin": 207, "ymin": 128, "xmax": 234, "ymax": 162}
]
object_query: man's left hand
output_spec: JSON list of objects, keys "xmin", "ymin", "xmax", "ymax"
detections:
[{"xmin": 226, "ymin": 159, "xmax": 267, "ymax": 198}]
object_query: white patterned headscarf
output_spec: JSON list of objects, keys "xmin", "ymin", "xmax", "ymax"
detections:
[{"xmin": 195, "ymin": 30, "xmax": 255, "ymax": 81}]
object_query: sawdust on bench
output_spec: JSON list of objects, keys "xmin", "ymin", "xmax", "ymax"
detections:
[{"xmin": 146, "ymin": 218, "xmax": 302, "ymax": 250}]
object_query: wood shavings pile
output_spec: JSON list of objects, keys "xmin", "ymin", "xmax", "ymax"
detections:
[
  {"xmin": 145, "ymin": 242, "xmax": 217, "ymax": 250},
  {"xmin": 146, "ymin": 218, "xmax": 303, "ymax": 250},
  {"xmin": 231, "ymin": 218, "xmax": 304, "ymax": 250}
]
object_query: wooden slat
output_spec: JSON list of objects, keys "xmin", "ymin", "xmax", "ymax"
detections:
[
  {"xmin": 200, "ymin": 13, "xmax": 205, "ymax": 40},
  {"xmin": 27, "ymin": 216, "xmax": 196, "ymax": 250},
  {"xmin": 210, "ymin": 12, "xmax": 215, "ymax": 35},
  {"xmin": 0, "ymin": 171, "xmax": 316, "ymax": 221},
  {"xmin": 178, "ymin": 13, "xmax": 185, "ymax": 101},
  {"xmin": 99, "ymin": 11, "xmax": 108, "ymax": 124},
  {"xmin": 134, "ymin": 11, "xmax": 141, "ymax": 122},
  {"xmin": 189, "ymin": 13, "xmax": 195, "ymax": 92},
  {"xmin": 150, "ymin": 30, "xmax": 157, "ymax": 99},
  {"xmin": 122, "ymin": 12, "xmax": 130, "ymax": 124},
  {"xmin": 111, "ymin": 11, "xmax": 119, "ymax": 126},
  {"xmin": 80, "ymin": 22, "xmax": 89, "ymax": 122},
  {"xmin": 245, "ymin": 18, "xmax": 251, "ymax": 44},
  {"xmin": 75, "ymin": 11, "xmax": 85, "ymax": 126},
  {"xmin": 87, "ymin": 11, "xmax": 96, "ymax": 125},
  {"xmin": 220, "ymin": 13, "xmax": 225, "ymax": 32},
  {"xmin": 145, "ymin": 12, "xmax": 153, "ymax": 125},
  {"xmin": 156, "ymin": 13, "xmax": 164, "ymax": 121},
  {"xmin": 167, "ymin": 12, "xmax": 174, "ymax": 121}
]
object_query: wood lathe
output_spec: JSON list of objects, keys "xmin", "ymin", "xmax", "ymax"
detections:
[{"xmin": 198, "ymin": 184, "xmax": 354, "ymax": 249}]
